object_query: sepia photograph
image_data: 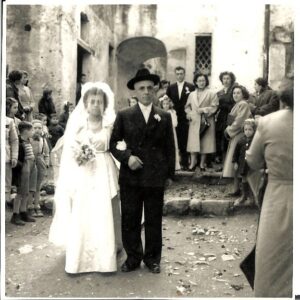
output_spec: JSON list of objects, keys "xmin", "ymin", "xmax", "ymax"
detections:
[{"xmin": 1, "ymin": 0, "xmax": 297, "ymax": 298}]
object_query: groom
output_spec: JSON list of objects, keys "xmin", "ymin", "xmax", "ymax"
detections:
[{"xmin": 110, "ymin": 68, "xmax": 175, "ymax": 274}]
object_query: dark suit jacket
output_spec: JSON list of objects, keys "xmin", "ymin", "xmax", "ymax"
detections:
[
  {"xmin": 248, "ymin": 89, "xmax": 279, "ymax": 116},
  {"xmin": 166, "ymin": 82, "xmax": 195, "ymax": 121},
  {"xmin": 110, "ymin": 104, "xmax": 175, "ymax": 187}
]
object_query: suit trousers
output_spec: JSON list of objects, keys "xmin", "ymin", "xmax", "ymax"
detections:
[
  {"xmin": 120, "ymin": 184, "xmax": 164, "ymax": 267},
  {"xmin": 176, "ymin": 119, "xmax": 189, "ymax": 167}
]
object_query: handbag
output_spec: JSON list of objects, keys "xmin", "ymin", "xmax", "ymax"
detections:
[
  {"xmin": 227, "ymin": 114, "xmax": 235, "ymax": 126},
  {"xmin": 199, "ymin": 113, "xmax": 210, "ymax": 138}
]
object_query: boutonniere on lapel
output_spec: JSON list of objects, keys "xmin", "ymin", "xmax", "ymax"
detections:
[
  {"xmin": 154, "ymin": 114, "xmax": 161, "ymax": 122},
  {"xmin": 185, "ymin": 86, "xmax": 191, "ymax": 94},
  {"xmin": 116, "ymin": 140, "xmax": 127, "ymax": 151}
]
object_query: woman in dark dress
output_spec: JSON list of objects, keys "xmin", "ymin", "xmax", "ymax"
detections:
[
  {"xmin": 215, "ymin": 71, "xmax": 238, "ymax": 165},
  {"xmin": 38, "ymin": 88, "xmax": 56, "ymax": 126}
]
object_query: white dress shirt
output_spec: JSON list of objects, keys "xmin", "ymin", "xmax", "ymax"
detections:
[
  {"xmin": 138, "ymin": 102, "xmax": 153, "ymax": 124},
  {"xmin": 177, "ymin": 81, "xmax": 184, "ymax": 98}
]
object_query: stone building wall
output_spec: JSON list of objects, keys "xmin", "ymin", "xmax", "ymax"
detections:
[
  {"xmin": 5, "ymin": 4, "xmax": 294, "ymax": 114},
  {"xmin": 268, "ymin": 4, "xmax": 294, "ymax": 90},
  {"xmin": 6, "ymin": 5, "xmax": 74, "ymax": 112},
  {"xmin": 156, "ymin": 3, "xmax": 266, "ymax": 93},
  {"xmin": 6, "ymin": 5, "xmax": 121, "ymax": 114}
]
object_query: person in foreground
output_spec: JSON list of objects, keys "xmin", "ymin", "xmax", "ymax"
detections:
[
  {"xmin": 49, "ymin": 82, "xmax": 122, "ymax": 274},
  {"xmin": 246, "ymin": 88, "xmax": 293, "ymax": 297},
  {"xmin": 110, "ymin": 68, "xmax": 175, "ymax": 274}
]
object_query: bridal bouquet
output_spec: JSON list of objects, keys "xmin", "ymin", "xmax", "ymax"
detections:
[{"xmin": 74, "ymin": 143, "xmax": 96, "ymax": 166}]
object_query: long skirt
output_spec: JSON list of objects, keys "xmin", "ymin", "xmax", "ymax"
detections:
[
  {"xmin": 254, "ymin": 180, "xmax": 292, "ymax": 297},
  {"xmin": 222, "ymin": 132, "xmax": 243, "ymax": 178}
]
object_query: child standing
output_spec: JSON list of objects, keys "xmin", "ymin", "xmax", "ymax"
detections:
[
  {"xmin": 29, "ymin": 119, "xmax": 50, "ymax": 217},
  {"xmin": 160, "ymin": 95, "xmax": 181, "ymax": 171},
  {"xmin": 11, "ymin": 121, "xmax": 37, "ymax": 225},
  {"xmin": 128, "ymin": 96, "xmax": 138, "ymax": 107},
  {"xmin": 48, "ymin": 113, "xmax": 65, "ymax": 148},
  {"xmin": 232, "ymin": 118, "xmax": 256, "ymax": 206},
  {"xmin": 6, "ymin": 97, "xmax": 21, "ymax": 134},
  {"xmin": 59, "ymin": 101, "xmax": 74, "ymax": 129},
  {"xmin": 5, "ymin": 116, "xmax": 18, "ymax": 205}
]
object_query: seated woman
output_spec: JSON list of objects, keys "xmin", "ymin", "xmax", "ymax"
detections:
[
  {"xmin": 185, "ymin": 73, "xmax": 219, "ymax": 171},
  {"xmin": 223, "ymin": 85, "xmax": 252, "ymax": 196}
]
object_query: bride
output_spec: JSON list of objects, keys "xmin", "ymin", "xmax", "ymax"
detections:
[{"xmin": 49, "ymin": 82, "xmax": 121, "ymax": 274}]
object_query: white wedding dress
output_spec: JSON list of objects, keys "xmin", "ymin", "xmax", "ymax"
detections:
[{"xmin": 49, "ymin": 82, "xmax": 121, "ymax": 274}]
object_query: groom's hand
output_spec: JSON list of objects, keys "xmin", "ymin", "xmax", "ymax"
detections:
[{"xmin": 128, "ymin": 155, "xmax": 143, "ymax": 171}]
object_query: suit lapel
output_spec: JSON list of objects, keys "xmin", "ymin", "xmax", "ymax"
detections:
[
  {"xmin": 140, "ymin": 105, "xmax": 159, "ymax": 145},
  {"xmin": 174, "ymin": 83, "xmax": 180, "ymax": 102},
  {"xmin": 179, "ymin": 82, "xmax": 186, "ymax": 101},
  {"xmin": 134, "ymin": 104, "xmax": 147, "ymax": 129}
]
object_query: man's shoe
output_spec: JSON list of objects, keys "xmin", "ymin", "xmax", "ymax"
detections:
[
  {"xmin": 121, "ymin": 262, "xmax": 140, "ymax": 272},
  {"xmin": 20, "ymin": 211, "xmax": 36, "ymax": 222},
  {"xmin": 10, "ymin": 213, "xmax": 25, "ymax": 226},
  {"xmin": 146, "ymin": 263, "xmax": 161, "ymax": 274}
]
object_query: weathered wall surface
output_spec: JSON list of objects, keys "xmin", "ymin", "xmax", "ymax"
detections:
[
  {"xmin": 6, "ymin": 5, "xmax": 70, "ymax": 112},
  {"xmin": 6, "ymin": 5, "xmax": 120, "ymax": 114},
  {"xmin": 6, "ymin": 4, "xmax": 294, "ymax": 114},
  {"xmin": 268, "ymin": 4, "xmax": 294, "ymax": 90},
  {"xmin": 156, "ymin": 3, "xmax": 266, "ymax": 93}
]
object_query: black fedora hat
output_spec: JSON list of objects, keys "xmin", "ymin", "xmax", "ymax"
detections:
[{"xmin": 127, "ymin": 68, "xmax": 160, "ymax": 90}]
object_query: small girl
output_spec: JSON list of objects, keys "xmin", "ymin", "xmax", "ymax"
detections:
[
  {"xmin": 232, "ymin": 118, "xmax": 256, "ymax": 206},
  {"xmin": 128, "ymin": 96, "xmax": 138, "ymax": 107},
  {"xmin": 6, "ymin": 97, "xmax": 21, "ymax": 134},
  {"xmin": 160, "ymin": 95, "xmax": 181, "ymax": 171},
  {"xmin": 59, "ymin": 101, "xmax": 74, "ymax": 129}
]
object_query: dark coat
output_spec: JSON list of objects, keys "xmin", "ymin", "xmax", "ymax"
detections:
[
  {"xmin": 48, "ymin": 124, "xmax": 64, "ymax": 148},
  {"xmin": 232, "ymin": 135, "xmax": 253, "ymax": 176},
  {"xmin": 249, "ymin": 89, "xmax": 279, "ymax": 116},
  {"xmin": 216, "ymin": 84, "xmax": 237, "ymax": 132},
  {"xmin": 110, "ymin": 104, "xmax": 175, "ymax": 187},
  {"xmin": 166, "ymin": 82, "xmax": 195, "ymax": 122},
  {"xmin": 6, "ymin": 79, "xmax": 24, "ymax": 119},
  {"xmin": 59, "ymin": 112, "xmax": 70, "ymax": 129},
  {"xmin": 38, "ymin": 97, "xmax": 56, "ymax": 125}
]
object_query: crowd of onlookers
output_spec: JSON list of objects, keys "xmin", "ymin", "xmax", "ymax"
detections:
[
  {"xmin": 127, "ymin": 66, "xmax": 282, "ymax": 206},
  {"xmin": 5, "ymin": 69, "xmax": 74, "ymax": 225},
  {"xmin": 5, "ymin": 66, "xmax": 290, "ymax": 225}
]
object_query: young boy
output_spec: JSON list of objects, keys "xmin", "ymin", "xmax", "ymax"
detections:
[
  {"xmin": 11, "ymin": 121, "xmax": 37, "ymax": 225},
  {"xmin": 28, "ymin": 119, "xmax": 50, "ymax": 217},
  {"xmin": 48, "ymin": 113, "xmax": 64, "ymax": 148}
]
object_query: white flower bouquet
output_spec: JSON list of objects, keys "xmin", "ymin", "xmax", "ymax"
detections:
[{"xmin": 74, "ymin": 143, "xmax": 96, "ymax": 166}]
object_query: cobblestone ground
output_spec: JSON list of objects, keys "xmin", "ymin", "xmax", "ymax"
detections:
[{"xmin": 5, "ymin": 182, "xmax": 258, "ymax": 298}]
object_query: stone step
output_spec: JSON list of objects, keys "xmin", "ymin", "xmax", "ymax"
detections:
[
  {"xmin": 163, "ymin": 197, "xmax": 258, "ymax": 216},
  {"xmin": 175, "ymin": 170, "xmax": 232, "ymax": 185},
  {"xmin": 38, "ymin": 195, "xmax": 258, "ymax": 217}
]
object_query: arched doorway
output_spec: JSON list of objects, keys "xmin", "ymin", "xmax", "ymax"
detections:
[{"xmin": 116, "ymin": 36, "xmax": 167, "ymax": 109}]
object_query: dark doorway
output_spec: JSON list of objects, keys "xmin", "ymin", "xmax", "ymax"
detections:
[{"xmin": 77, "ymin": 45, "xmax": 89, "ymax": 82}]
